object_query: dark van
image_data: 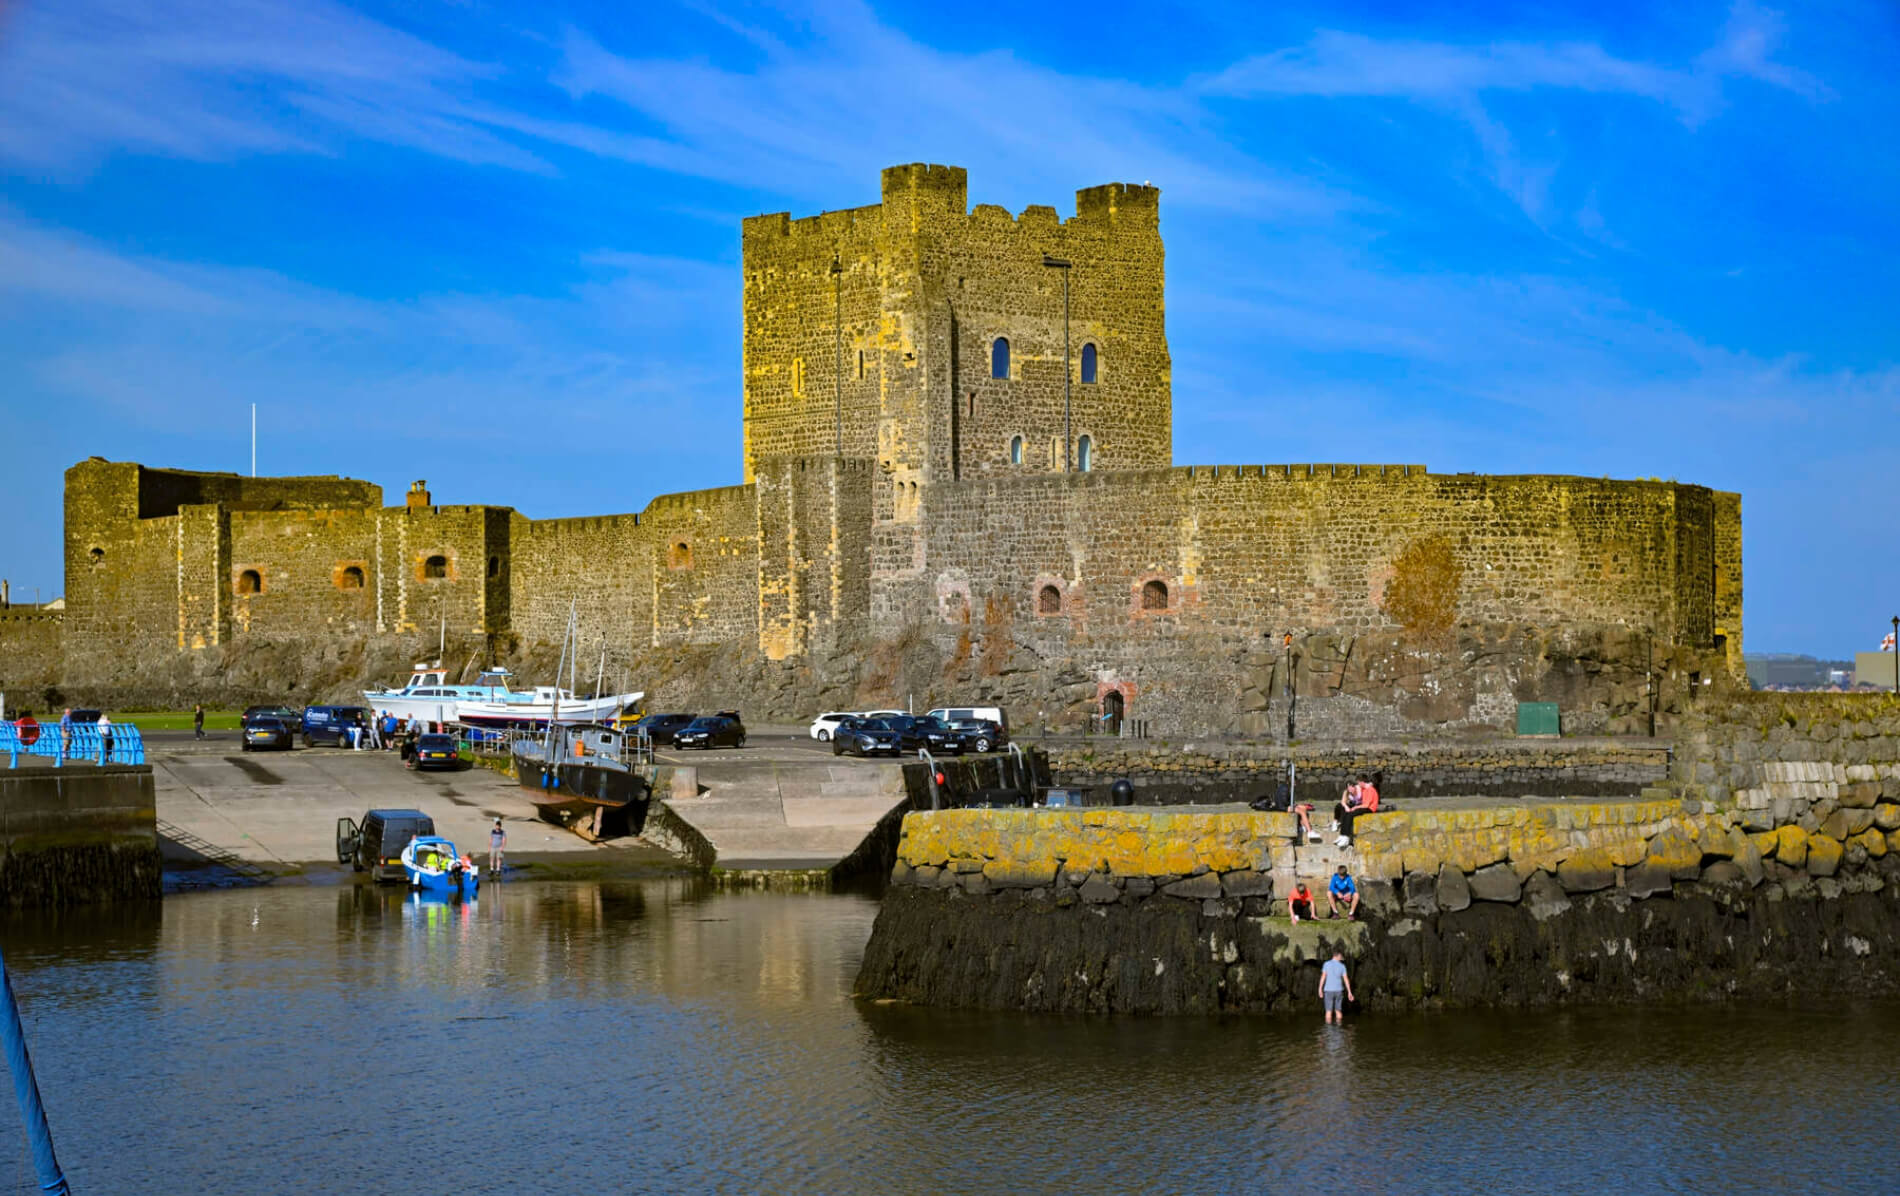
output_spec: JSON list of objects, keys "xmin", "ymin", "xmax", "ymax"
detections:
[
  {"xmin": 336, "ymin": 809, "xmax": 435, "ymax": 883},
  {"xmin": 303, "ymin": 705, "xmax": 370, "ymax": 748}
]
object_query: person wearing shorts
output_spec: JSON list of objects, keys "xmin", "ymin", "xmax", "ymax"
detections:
[
  {"xmin": 488, "ymin": 818, "xmax": 507, "ymax": 876},
  {"xmin": 1320, "ymin": 950, "xmax": 1353, "ymax": 1024}
]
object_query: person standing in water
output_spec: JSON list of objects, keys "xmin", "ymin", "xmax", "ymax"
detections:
[
  {"xmin": 1320, "ymin": 950, "xmax": 1353, "ymax": 1024},
  {"xmin": 488, "ymin": 818, "xmax": 506, "ymax": 877}
]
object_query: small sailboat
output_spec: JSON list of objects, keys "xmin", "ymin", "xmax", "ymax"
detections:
[{"xmin": 400, "ymin": 835, "xmax": 479, "ymax": 896}]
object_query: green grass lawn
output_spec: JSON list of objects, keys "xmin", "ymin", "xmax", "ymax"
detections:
[{"xmin": 116, "ymin": 710, "xmax": 245, "ymax": 731}]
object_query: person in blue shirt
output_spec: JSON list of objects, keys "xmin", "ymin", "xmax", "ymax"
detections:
[
  {"xmin": 1328, "ymin": 865, "xmax": 1360, "ymax": 920},
  {"xmin": 1319, "ymin": 950, "xmax": 1353, "ymax": 1024}
]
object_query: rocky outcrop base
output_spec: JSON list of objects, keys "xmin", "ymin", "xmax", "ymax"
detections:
[{"xmin": 856, "ymin": 868, "xmax": 1900, "ymax": 1014}]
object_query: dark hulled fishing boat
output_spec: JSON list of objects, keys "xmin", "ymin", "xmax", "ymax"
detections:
[{"xmin": 513, "ymin": 722, "xmax": 653, "ymax": 842}]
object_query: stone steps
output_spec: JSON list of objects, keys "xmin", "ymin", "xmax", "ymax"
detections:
[{"xmin": 662, "ymin": 760, "xmax": 912, "ymax": 872}]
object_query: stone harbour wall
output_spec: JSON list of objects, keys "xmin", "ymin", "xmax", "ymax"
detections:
[
  {"xmin": 855, "ymin": 791, "xmax": 1900, "ymax": 1013},
  {"xmin": 1047, "ymin": 741, "xmax": 1669, "ymax": 805},
  {"xmin": 0, "ymin": 766, "xmax": 162, "ymax": 906}
]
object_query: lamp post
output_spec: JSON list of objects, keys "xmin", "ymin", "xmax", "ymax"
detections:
[
  {"xmin": 1042, "ymin": 255, "xmax": 1072, "ymax": 472},
  {"xmin": 1892, "ymin": 616, "xmax": 1898, "ymax": 695},
  {"xmin": 831, "ymin": 254, "xmax": 844, "ymax": 456}
]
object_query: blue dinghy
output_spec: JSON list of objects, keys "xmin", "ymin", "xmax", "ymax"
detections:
[{"xmin": 400, "ymin": 835, "xmax": 479, "ymax": 897}]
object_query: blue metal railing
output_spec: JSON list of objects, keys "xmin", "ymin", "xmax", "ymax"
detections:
[{"xmin": 0, "ymin": 721, "xmax": 146, "ymax": 768}]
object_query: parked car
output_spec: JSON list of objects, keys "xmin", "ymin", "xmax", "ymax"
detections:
[
  {"xmin": 863, "ymin": 709, "xmax": 907, "ymax": 720},
  {"xmin": 243, "ymin": 704, "xmax": 300, "ymax": 723},
  {"xmin": 625, "ymin": 712, "xmax": 698, "ymax": 747},
  {"xmin": 674, "ymin": 714, "xmax": 745, "ymax": 750},
  {"xmin": 926, "ymin": 706, "xmax": 1010, "ymax": 735},
  {"xmin": 880, "ymin": 714, "xmax": 962, "ymax": 754},
  {"xmin": 808, "ymin": 712, "xmax": 862, "ymax": 742},
  {"xmin": 240, "ymin": 715, "xmax": 294, "ymax": 752},
  {"xmin": 412, "ymin": 732, "xmax": 462, "ymax": 770},
  {"xmin": 947, "ymin": 718, "xmax": 1006, "ymax": 754},
  {"xmin": 302, "ymin": 704, "xmax": 370, "ymax": 748},
  {"xmin": 68, "ymin": 708, "xmax": 103, "ymax": 726},
  {"xmin": 336, "ymin": 808, "xmax": 436, "ymax": 883},
  {"xmin": 831, "ymin": 717, "xmax": 902, "ymax": 757}
]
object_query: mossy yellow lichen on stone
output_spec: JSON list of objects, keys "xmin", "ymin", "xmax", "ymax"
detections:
[
  {"xmin": 1806, "ymin": 834, "xmax": 1844, "ymax": 877},
  {"xmin": 1773, "ymin": 825, "xmax": 1808, "ymax": 868}
]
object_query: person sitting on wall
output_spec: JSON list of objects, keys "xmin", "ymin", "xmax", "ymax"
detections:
[
  {"xmin": 1328, "ymin": 865, "xmax": 1360, "ymax": 920},
  {"xmin": 1287, "ymin": 881, "xmax": 1316, "ymax": 924},
  {"xmin": 1292, "ymin": 798, "xmax": 1319, "ymax": 843},
  {"xmin": 1334, "ymin": 774, "xmax": 1382, "ymax": 847}
]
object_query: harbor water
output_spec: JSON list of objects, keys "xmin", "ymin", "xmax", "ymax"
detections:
[{"xmin": 2, "ymin": 880, "xmax": 1895, "ymax": 1193}]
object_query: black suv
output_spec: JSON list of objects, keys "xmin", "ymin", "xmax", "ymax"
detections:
[
  {"xmin": 947, "ymin": 718, "xmax": 1006, "ymax": 754},
  {"xmin": 880, "ymin": 715, "xmax": 961, "ymax": 754},
  {"xmin": 674, "ymin": 714, "xmax": 745, "ymax": 750},
  {"xmin": 832, "ymin": 718, "xmax": 902, "ymax": 757},
  {"xmin": 626, "ymin": 712, "xmax": 698, "ymax": 747}
]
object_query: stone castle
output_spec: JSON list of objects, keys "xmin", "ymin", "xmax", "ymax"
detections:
[{"xmin": 5, "ymin": 164, "xmax": 1742, "ymax": 734}]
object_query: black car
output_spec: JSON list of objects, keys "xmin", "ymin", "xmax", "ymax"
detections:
[
  {"xmin": 241, "ymin": 715, "xmax": 294, "ymax": 751},
  {"xmin": 832, "ymin": 718, "xmax": 902, "ymax": 757},
  {"xmin": 673, "ymin": 715, "xmax": 745, "ymax": 750},
  {"xmin": 947, "ymin": 718, "xmax": 1006, "ymax": 754},
  {"xmin": 412, "ymin": 733, "xmax": 461, "ymax": 770},
  {"xmin": 625, "ymin": 712, "xmax": 698, "ymax": 747},
  {"xmin": 337, "ymin": 808, "xmax": 436, "ymax": 883},
  {"xmin": 880, "ymin": 714, "xmax": 961, "ymax": 754},
  {"xmin": 243, "ymin": 704, "xmax": 300, "ymax": 723}
]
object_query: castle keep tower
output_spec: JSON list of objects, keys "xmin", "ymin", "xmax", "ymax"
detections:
[{"xmin": 740, "ymin": 164, "xmax": 1172, "ymax": 487}]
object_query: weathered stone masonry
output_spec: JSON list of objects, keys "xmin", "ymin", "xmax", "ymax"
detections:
[
  {"xmin": 41, "ymin": 165, "xmax": 1741, "ymax": 731},
  {"xmin": 858, "ymin": 695, "xmax": 1900, "ymax": 1013}
]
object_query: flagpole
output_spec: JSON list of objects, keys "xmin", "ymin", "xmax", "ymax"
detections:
[{"xmin": 250, "ymin": 404, "xmax": 256, "ymax": 477}]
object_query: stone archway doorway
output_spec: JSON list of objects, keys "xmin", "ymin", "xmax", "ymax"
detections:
[{"xmin": 1102, "ymin": 690, "xmax": 1124, "ymax": 736}]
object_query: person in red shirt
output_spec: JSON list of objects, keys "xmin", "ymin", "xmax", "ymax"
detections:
[
  {"xmin": 1334, "ymin": 774, "xmax": 1381, "ymax": 846},
  {"xmin": 1287, "ymin": 882, "xmax": 1316, "ymax": 923}
]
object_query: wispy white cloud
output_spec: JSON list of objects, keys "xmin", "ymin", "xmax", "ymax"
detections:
[{"xmin": 0, "ymin": 0, "xmax": 536, "ymax": 174}]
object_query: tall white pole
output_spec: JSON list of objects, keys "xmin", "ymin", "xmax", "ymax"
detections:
[{"xmin": 250, "ymin": 404, "xmax": 256, "ymax": 476}]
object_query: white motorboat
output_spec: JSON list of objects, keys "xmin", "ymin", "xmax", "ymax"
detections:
[
  {"xmin": 456, "ymin": 686, "xmax": 643, "ymax": 728},
  {"xmin": 362, "ymin": 664, "xmax": 522, "ymax": 725},
  {"xmin": 362, "ymin": 663, "xmax": 639, "ymax": 728}
]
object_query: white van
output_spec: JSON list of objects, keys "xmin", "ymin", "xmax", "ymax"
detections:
[{"xmin": 927, "ymin": 706, "xmax": 1009, "ymax": 734}]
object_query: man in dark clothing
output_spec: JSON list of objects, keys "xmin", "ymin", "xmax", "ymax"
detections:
[{"xmin": 193, "ymin": 705, "xmax": 205, "ymax": 740}]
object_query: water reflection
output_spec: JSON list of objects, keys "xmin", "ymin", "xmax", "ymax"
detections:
[{"xmin": 0, "ymin": 883, "xmax": 1892, "ymax": 1194}]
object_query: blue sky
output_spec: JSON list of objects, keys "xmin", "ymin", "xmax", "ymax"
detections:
[{"xmin": 1, "ymin": 0, "xmax": 1895, "ymax": 655}]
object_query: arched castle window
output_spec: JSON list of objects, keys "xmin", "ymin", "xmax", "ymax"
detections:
[
  {"xmin": 1009, "ymin": 436, "xmax": 1023, "ymax": 465},
  {"xmin": 667, "ymin": 542, "xmax": 693, "ymax": 571},
  {"xmin": 991, "ymin": 338, "xmax": 1009, "ymax": 379},
  {"xmin": 1081, "ymin": 343, "xmax": 1098, "ymax": 384},
  {"xmin": 424, "ymin": 555, "xmax": 448, "ymax": 580},
  {"xmin": 236, "ymin": 569, "xmax": 262, "ymax": 595},
  {"xmin": 339, "ymin": 566, "xmax": 365, "ymax": 589},
  {"xmin": 486, "ymin": 556, "xmax": 499, "ymax": 578},
  {"xmin": 87, "ymin": 547, "xmax": 104, "ymax": 566},
  {"xmin": 1077, "ymin": 435, "xmax": 1093, "ymax": 472},
  {"xmin": 1038, "ymin": 584, "xmax": 1062, "ymax": 614},
  {"xmin": 1141, "ymin": 579, "xmax": 1168, "ymax": 610}
]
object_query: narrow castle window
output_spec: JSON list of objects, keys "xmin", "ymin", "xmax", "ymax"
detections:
[
  {"xmin": 991, "ymin": 338, "xmax": 1009, "ymax": 380},
  {"xmin": 487, "ymin": 556, "xmax": 499, "ymax": 579},
  {"xmin": 1081, "ymin": 343, "xmax": 1098, "ymax": 384},
  {"xmin": 1038, "ymin": 584, "xmax": 1062, "ymax": 614},
  {"xmin": 668, "ymin": 542, "xmax": 692, "ymax": 571},
  {"xmin": 857, "ymin": 350, "xmax": 865, "ymax": 379},
  {"xmin": 1141, "ymin": 579, "xmax": 1168, "ymax": 611},
  {"xmin": 791, "ymin": 357, "xmax": 806, "ymax": 398},
  {"xmin": 1077, "ymin": 435, "xmax": 1093, "ymax": 472},
  {"xmin": 424, "ymin": 555, "xmax": 448, "ymax": 580},
  {"xmin": 237, "ymin": 569, "xmax": 262, "ymax": 595},
  {"xmin": 1009, "ymin": 436, "xmax": 1023, "ymax": 465},
  {"xmin": 339, "ymin": 566, "xmax": 365, "ymax": 589}
]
